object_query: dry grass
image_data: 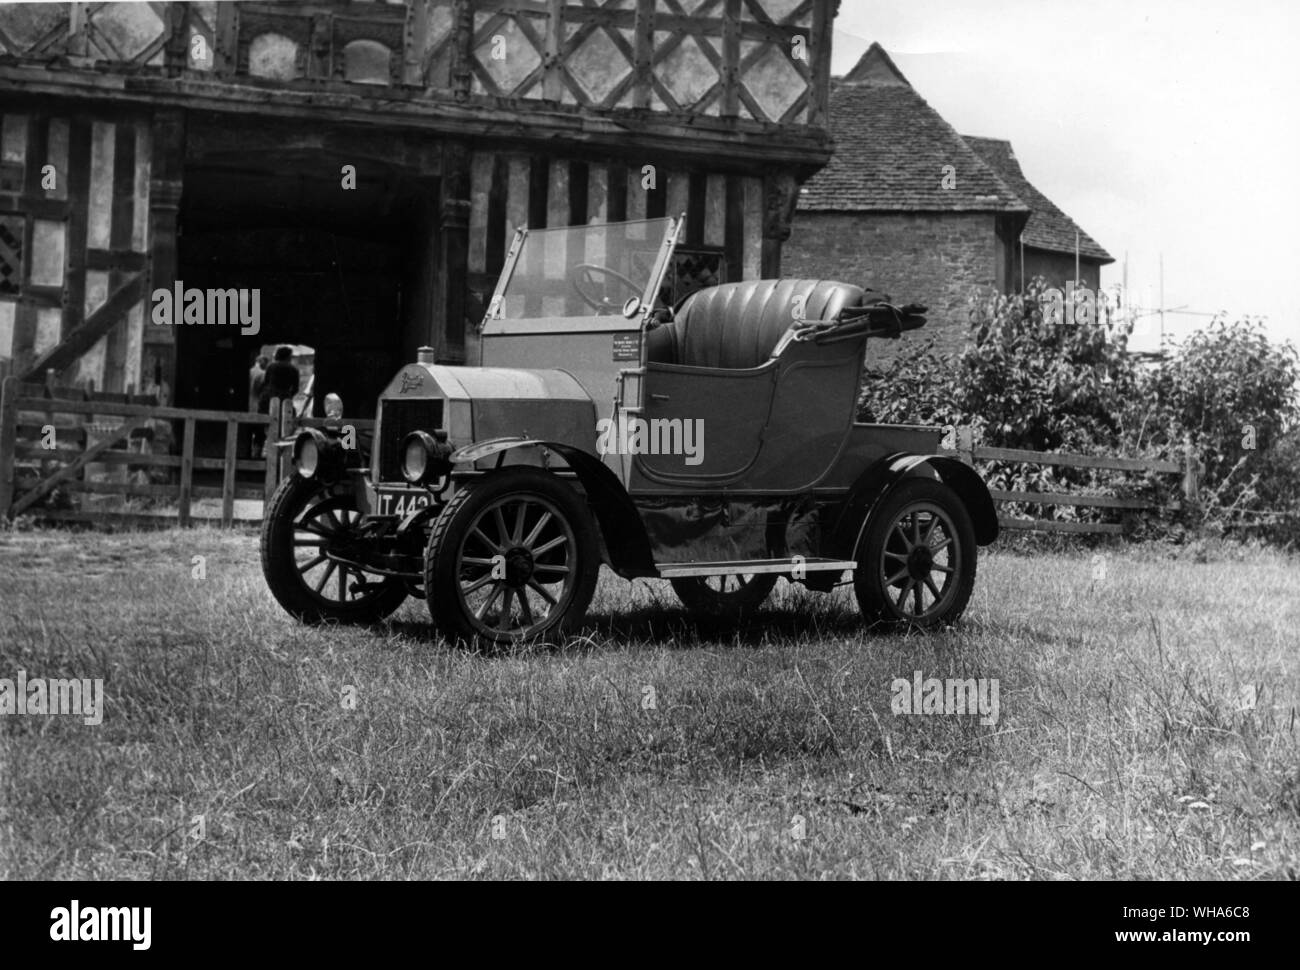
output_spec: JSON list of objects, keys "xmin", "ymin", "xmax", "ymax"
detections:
[{"xmin": 1, "ymin": 526, "xmax": 1296, "ymax": 879}]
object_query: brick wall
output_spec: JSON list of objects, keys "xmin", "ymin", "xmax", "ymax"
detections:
[{"xmin": 783, "ymin": 211, "xmax": 1001, "ymax": 360}]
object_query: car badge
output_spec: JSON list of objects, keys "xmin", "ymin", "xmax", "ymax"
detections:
[{"xmin": 400, "ymin": 372, "xmax": 424, "ymax": 394}]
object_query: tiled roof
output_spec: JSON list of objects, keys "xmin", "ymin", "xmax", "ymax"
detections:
[
  {"xmin": 963, "ymin": 136, "xmax": 1114, "ymax": 263},
  {"xmin": 797, "ymin": 44, "xmax": 1028, "ymax": 215}
]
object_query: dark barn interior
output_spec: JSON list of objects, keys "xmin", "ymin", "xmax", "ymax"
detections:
[{"xmin": 176, "ymin": 124, "xmax": 439, "ymax": 453}]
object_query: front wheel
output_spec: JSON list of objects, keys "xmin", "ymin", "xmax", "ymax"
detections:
[
  {"xmin": 854, "ymin": 478, "xmax": 976, "ymax": 629},
  {"xmin": 424, "ymin": 467, "xmax": 599, "ymax": 647},
  {"xmin": 261, "ymin": 475, "xmax": 408, "ymax": 624}
]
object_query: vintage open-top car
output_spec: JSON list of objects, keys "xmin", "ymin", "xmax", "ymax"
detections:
[{"xmin": 261, "ymin": 216, "xmax": 998, "ymax": 645}]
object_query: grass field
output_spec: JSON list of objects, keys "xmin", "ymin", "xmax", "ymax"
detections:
[{"xmin": 1, "ymin": 526, "xmax": 1296, "ymax": 880}]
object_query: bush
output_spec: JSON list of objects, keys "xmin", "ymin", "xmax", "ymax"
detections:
[{"xmin": 859, "ymin": 283, "xmax": 1300, "ymax": 546}]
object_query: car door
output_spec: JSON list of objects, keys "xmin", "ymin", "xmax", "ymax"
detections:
[{"xmin": 627, "ymin": 362, "xmax": 776, "ymax": 487}]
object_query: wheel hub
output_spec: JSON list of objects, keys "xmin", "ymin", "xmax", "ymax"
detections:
[
  {"xmin": 906, "ymin": 544, "xmax": 933, "ymax": 581},
  {"xmin": 503, "ymin": 546, "xmax": 535, "ymax": 586}
]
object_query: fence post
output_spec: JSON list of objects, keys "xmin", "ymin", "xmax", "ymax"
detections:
[
  {"xmin": 263, "ymin": 398, "xmax": 280, "ymax": 500},
  {"xmin": 958, "ymin": 425, "xmax": 976, "ymax": 465},
  {"xmin": 0, "ymin": 377, "xmax": 16, "ymax": 520},
  {"xmin": 178, "ymin": 417, "xmax": 196, "ymax": 527},
  {"xmin": 277, "ymin": 398, "xmax": 293, "ymax": 483},
  {"xmin": 221, "ymin": 418, "xmax": 238, "ymax": 527},
  {"xmin": 1181, "ymin": 436, "xmax": 1200, "ymax": 508}
]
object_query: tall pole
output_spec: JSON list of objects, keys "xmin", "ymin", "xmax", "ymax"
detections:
[
  {"xmin": 1159, "ymin": 252, "xmax": 1165, "ymax": 364},
  {"xmin": 1122, "ymin": 250, "xmax": 1128, "ymax": 313},
  {"xmin": 1122, "ymin": 250, "xmax": 1128, "ymax": 333}
]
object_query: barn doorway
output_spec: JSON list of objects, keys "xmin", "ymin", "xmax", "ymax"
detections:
[{"xmin": 175, "ymin": 145, "xmax": 439, "ymax": 460}]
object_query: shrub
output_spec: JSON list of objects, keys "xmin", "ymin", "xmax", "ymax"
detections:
[{"xmin": 858, "ymin": 283, "xmax": 1300, "ymax": 546}]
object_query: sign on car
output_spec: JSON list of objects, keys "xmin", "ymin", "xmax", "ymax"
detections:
[{"xmin": 374, "ymin": 487, "xmax": 433, "ymax": 517}]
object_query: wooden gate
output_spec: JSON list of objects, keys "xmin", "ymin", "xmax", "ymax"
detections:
[{"xmin": 1, "ymin": 376, "xmax": 377, "ymax": 527}]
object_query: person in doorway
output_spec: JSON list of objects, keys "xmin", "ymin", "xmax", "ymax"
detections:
[
  {"xmin": 260, "ymin": 346, "xmax": 301, "ymax": 410},
  {"xmin": 248, "ymin": 353, "xmax": 269, "ymax": 412},
  {"xmin": 256, "ymin": 347, "xmax": 301, "ymax": 459},
  {"xmin": 247, "ymin": 353, "xmax": 270, "ymax": 458}
]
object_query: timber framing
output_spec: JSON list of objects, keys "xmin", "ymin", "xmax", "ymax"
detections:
[
  {"xmin": 0, "ymin": 67, "xmax": 831, "ymax": 175},
  {"xmin": 0, "ymin": 1, "xmax": 838, "ymax": 401}
]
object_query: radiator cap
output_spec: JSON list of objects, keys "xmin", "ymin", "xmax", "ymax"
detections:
[{"xmin": 416, "ymin": 346, "xmax": 436, "ymax": 364}]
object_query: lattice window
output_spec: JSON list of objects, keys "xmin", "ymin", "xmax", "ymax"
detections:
[
  {"xmin": 666, "ymin": 248, "xmax": 726, "ymax": 307},
  {"xmin": 0, "ymin": 215, "xmax": 24, "ymax": 296}
]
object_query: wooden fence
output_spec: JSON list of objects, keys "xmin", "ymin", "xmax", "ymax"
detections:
[
  {"xmin": 0, "ymin": 376, "xmax": 1193, "ymax": 535},
  {"xmin": 941, "ymin": 429, "xmax": 1195, "ymax": 536},
  {"xmin": 0, "ymin": 375, "xmax": 373, "ymax": 528}
]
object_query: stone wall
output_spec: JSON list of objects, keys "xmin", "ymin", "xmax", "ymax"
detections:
[
  {"xmin": 1021, "ymin": 247, "xmax": 1103, "ymax": 291},
  {"xmin": 782, "ymin": 210, "xmax": 1002, "ymax": 360}
]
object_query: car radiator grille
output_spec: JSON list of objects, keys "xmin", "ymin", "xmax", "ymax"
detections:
[{"xmin": 377, "ymin": 399, "xmax": 444, "ymax": 483}]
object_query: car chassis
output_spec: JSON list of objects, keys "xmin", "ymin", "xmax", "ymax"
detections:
[{"xmin": 261, "ymin": 216, "xmax": 998, "ymax": 645}]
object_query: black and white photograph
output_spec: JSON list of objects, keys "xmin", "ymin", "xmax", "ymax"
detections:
[{"xmin": 0, "ymin": 0, "xmax": 1293, "ymax": 932}]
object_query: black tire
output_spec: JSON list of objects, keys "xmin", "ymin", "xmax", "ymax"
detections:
[
  {"xmin": 853, "ymin": 478, "xmax": 976, "ymax": 629},
  {"xmin": 424, "ymin": 467, "xmax": 599, "ymax": 647},
  {"xmin": 670, "ymin": 573, "xmax": 779, "ymax": 623},
  {"xmin": 261, "ymin": 475, "xmax": 407, "ymax": 624}
]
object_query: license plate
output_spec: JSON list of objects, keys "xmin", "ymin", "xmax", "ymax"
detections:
[{"xmin": 374, "ymin": 488, "xmax": 433, "ymax": 518}]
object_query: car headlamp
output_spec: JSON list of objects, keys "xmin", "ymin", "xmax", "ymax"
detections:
[
  {"xmin": 401, "ymin": 430, "xmax": 452, "ymax": 486},
  {"xmin": 294, "ymin": 429, "xmax": 344, "ymax": 483}
]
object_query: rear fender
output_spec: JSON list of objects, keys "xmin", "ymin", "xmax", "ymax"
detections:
[
  {"xmin": 926, "ymin": 456, "xmax": 998, "ymax": 545},
  {"xmin": 450, "ymin": 437, "xmax": 657, "ymax": 577},
  {"xmin": 826, "ymin": 453, "xmax": 998, "ymax": 561}
]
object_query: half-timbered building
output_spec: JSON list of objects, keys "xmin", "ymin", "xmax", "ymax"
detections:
[{"xmin": 0, "ymin": 0, "xmax": 837, "ymax": 423}]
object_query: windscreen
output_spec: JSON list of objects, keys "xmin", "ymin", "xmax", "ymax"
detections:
[{"xmin": 493, "ymin": 218, "xmax": 673, "ymax": 320}]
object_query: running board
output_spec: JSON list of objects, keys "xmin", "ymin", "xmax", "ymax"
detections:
[{"xmin": 655, "ymin": 558, "xmax": 857, "ymax": 579}]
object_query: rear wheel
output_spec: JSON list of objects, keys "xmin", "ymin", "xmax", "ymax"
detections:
[
  {"xmin": 261, "ymin": 475, "xmax": 407, "ymax": 624},
  {"xmin": 670, "ymin": 572, "xmax": 778, "ymax": 623},
  {"xmin": 854, "ymin": 478, "xmax": 976, "ymax": 629},
  {"xmin": 424, "ymin": 467, "xmax": 598, "ymax": 647}
]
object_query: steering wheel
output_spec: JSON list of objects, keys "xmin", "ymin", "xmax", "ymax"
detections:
[{"xmin": 570, "ymin": 263, "xmax": 642, "ymax": 314}]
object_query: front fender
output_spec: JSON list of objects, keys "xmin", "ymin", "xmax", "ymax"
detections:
[
  {"xmin": 825, "ymin": 452, "xmax": 998, "ymax": 560},
  {"xmin": 449, "ymin": 435, "xmax": 544, "ymax": 466},
  {"xmin": 450, "ymin": 437, "xmax": 657, "ymax": 578}
]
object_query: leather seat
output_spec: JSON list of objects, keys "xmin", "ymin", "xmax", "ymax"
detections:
[{"xmin": 645, "ymin": 279, "xmax": 867, "ymax": 369}]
